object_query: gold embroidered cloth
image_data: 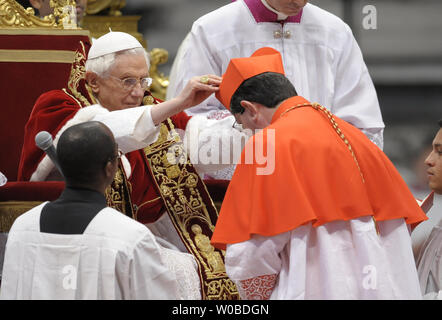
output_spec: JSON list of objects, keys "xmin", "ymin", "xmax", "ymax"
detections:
[{"xmin": 144, "ymin": 118, "xmax": 240, "ymax": 300}]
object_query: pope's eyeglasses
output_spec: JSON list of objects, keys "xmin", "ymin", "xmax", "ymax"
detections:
[
  {"xmin": 108, "ymin": 75, "xmax": 153, "ymax": 91},
  {"xmin": 232, "ymin": 120, "xmax": 243, "ymax": 130}
]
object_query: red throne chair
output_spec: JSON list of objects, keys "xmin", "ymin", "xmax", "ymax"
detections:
[{"xmin": 0, "ymin": 0, "xmax": 92, "ymax": 233}]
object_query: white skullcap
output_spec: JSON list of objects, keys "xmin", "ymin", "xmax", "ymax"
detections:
[{"xmin": 88, "ymin": 31, "xmax": 143, "ymax": 59}]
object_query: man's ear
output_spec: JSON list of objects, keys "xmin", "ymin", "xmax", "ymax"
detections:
[
  {"xmin": 104, "ymin": 159, "xmax": 117, "ymax": 184},
  {"xmin": 240, "ymin": 100, "xmax": 259, "ymax": 119},
  {"xmin": 85, "ymin": 71, "xmax": 100, "ymax": 94}
]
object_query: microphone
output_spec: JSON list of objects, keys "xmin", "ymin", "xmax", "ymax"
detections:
[{"xmin": 35, "ymin": 131, "xmax": 63, "ymax": 177}]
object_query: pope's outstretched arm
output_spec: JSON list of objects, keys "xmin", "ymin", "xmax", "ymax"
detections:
[
  {"xmin": 93, "ymin": 75, "xmax": 221, "ymax": 154},
  {"xmin": 151, "ymin": 75, "xmax": 220, "ymax": 125}
]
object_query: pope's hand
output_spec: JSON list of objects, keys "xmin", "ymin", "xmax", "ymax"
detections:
[
  {"xmin": 151, "ymin": 75, "xmax": 221, "ymax": 125},
  {"xmin": 175, "ymin": 75, "xmax": 221, "ymax": 110}
]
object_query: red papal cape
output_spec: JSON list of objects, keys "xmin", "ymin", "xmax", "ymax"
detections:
[
  {"xmin": 211, "ymin": 96, "xmax": 427, "ymax": 250},
  {"xmin": 18, "ymin": 89, "xmax": 191, "ymax": 224}
]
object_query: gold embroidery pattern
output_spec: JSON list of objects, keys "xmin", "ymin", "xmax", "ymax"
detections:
[
  {"xmin": 62, "ymin": 88, "xmax": 83, "ymax": 109},
  {"xmin": 144, "ymin": 118, "xmax": 240, "ymax": 300},
  {"xmin": 67, "ymin": 41, "xmax": 91, "ymax": 107},
  {"xmin": 105, "ymin": 162, "xmax": 134, "ymax": 218},
  {"xmin": 192, "ymin": 224, "xmax": 225, "ymax": 273}
]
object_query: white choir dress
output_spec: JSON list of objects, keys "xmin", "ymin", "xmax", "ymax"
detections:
[
  {"xmin": 0, "ymin": 204, "xmax": 182, "ymax": 299},
  {"xmin": 168, "ymin": 0, "xmax": 385, "ymax": 149},
  {"xmin": 226, "ymin": 217, "xmax": 423, "ymax": 300}
]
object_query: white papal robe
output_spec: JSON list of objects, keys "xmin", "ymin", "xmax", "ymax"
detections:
[
  {"xmin": 225, "ymin": 216, "xmax": 423, "ymax": 300},
  {"xmin": 168, "ymin": 1, "xmax": 385, "ymax": 148},
  {"xmin": 0, "ymin": 203, "xmax": 203, "ymax": 300},
  {"xmin": 30, "ymin": 103, "xmax": 249, "ymax": 248}
]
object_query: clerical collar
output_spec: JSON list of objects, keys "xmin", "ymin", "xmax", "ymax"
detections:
[
  {"xmin": 260, "ymin": 0, "xmax": 288, "ymax": 20},
  {"xmin": 243, "ymin": 0, "xmax": 303, "ymax": 23},
  {"xmin": 60, "ymin": 186, "xmax": 107, "ymax": 205}
]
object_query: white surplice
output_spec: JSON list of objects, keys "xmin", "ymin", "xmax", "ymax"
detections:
[
  {"xmin": 0, "ymin": 203, "xmax": 200, "ymax": 300},
  {"xmin": 412, "ymin": 194, "xmax": 442, "ymax": 299},
  {"xmin": 415, "ymin": 220, "xmax": 442, "ymax": 300},
  {"xmin": 168, "ymin": 1, "xmax": 385, "ymax": 148},
  {"xmin": 225, "ymin": 216, "xmax": 423, "ymax": 300}
]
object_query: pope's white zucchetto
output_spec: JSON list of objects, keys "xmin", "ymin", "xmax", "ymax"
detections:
[{"xmin": 88, "ymin": 31, "xmax": 143, "ymax": 59}]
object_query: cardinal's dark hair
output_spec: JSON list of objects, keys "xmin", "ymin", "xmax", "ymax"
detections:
[{"xmin": 229, "ymin": 72, "xmax": 297, "ymax": 114}]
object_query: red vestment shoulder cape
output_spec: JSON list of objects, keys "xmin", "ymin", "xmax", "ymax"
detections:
[
  {"xmin": 18, "ymin": 90, "xmax": 82, "ymax": 181},
  {"xmin": 211, "ymin": 96, "xmax": 427, "ymax": 250},
  {"xmin": 18, "ymin": 89, "xmax": 191, "ymax": 223}
]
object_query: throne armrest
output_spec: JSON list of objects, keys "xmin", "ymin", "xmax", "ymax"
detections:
[{"xmin": 0, "ymin": 181, "xmax": 64, "ymax": 232}]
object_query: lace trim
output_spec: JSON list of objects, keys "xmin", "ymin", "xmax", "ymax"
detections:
[
  {"xmin": 207, "ymin": 110, "xmax": 232, "ymax": 120},
  {"xmin": 361, "ymin": 128, "xmax": 384, "ymax": 150},
  {"xmin": 159, "ymin": 247, "xmax": 202, "ymax": 300},
  {"xmin": 237, "ymin": 274, "xmax": 277, "ymax": 300},
  {"xmin": 205, "ymin": 164, "xmax": 237, "ymax": 180}
]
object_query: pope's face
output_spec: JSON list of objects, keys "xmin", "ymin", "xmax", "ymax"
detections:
[
  {"xmin": 425, "ymin": 128, "xmax": 442, "ymax": 194},
  {"xmin": 265, "ymin": 0, "xmax": 308, "ymax": 16},
  {"xmin": 95, "ymin": 53, "xmax": 149, "ymax": 111}
]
